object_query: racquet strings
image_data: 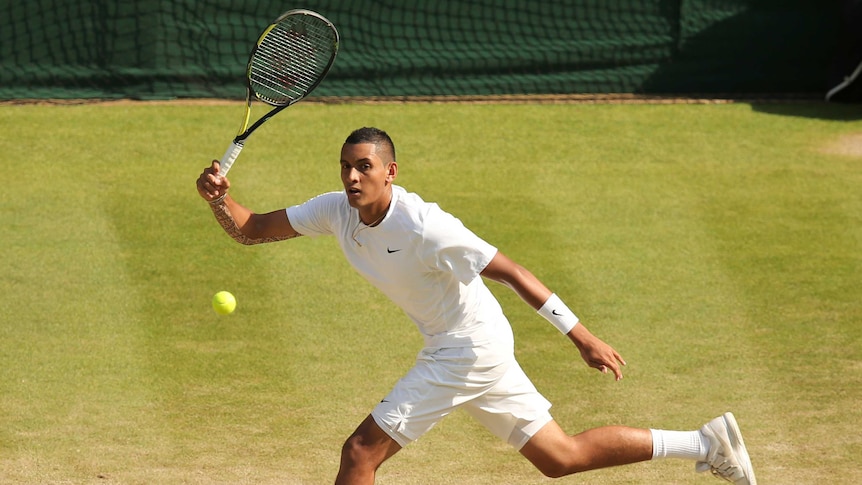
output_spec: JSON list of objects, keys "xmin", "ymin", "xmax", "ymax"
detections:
[{"xmin": 250, "ymin": 16, "xmax": 337, "ymax": 106}]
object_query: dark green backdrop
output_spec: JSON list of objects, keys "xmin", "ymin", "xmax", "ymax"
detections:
[{"xmin": 0, "ymin": 0, "xmax": 840, "ymax": 99}]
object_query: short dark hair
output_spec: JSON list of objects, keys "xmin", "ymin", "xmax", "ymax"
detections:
[{"xmin": 345, "ymin": 127, "xmax": 396, "ymax": 163}]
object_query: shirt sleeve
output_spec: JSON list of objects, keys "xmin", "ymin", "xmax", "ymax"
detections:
[
  {"xmin": 285, "ymin": 191, "xmax": 343, "ymax": 237},
  {"xmin": 420, "ymin": 205, "xmax": 498, "ymax": 285}
]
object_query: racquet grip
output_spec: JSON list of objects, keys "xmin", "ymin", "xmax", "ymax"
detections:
[{"xmin": 219, "ymin": 141, "xmax": 244, "ymax": 177}]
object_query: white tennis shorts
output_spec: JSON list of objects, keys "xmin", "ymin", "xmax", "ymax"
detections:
[{"xmin": 371, "ymin": 343, "xmax": 553, "ymax": 450}]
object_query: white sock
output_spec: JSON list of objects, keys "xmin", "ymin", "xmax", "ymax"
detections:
[{"xmin": 650, "ymin": 429, "xmax": 710, "ymax": 461}]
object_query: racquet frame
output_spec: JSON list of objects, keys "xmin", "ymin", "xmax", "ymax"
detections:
[{"xmin": 219, "ymin": 9, "xmax": 339, "ymax": 176}]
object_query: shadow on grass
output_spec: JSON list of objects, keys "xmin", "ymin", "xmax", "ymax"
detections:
[{"xmin": 749, "ymin": 102, "xmax": 862, "ymax": 121}]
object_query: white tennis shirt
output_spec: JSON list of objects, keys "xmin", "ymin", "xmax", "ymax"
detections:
[{"xmin": 286, "ymin": 185, "xmax": 514, "ymax": 350}]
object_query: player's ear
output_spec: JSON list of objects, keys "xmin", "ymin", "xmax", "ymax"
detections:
[{"xmin": 385, "ymin": 161, "xmax": 397, "ymax": 183}]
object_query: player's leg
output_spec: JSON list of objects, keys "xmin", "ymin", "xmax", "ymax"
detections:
[
  {"xmin": 337, "ymin": 346, "xmax": 498, "ymax": 484},
  {"xmin": 520, "ymin": 414, "xmax": 757, "ymax": 484},
  {"xmin": 464, "ymin": 355, "xmax": 756, "ymax": 483},
  {"xmin": 335, "ymin": 414, "xmax": 402, "ymax": 485},
  {"xmin": 460, "ymin": 357, "xmax": 654, "ymax": 476},
  {"xmin": 518, "ymin": 420, "xmax": 653, "ymax": 477}
]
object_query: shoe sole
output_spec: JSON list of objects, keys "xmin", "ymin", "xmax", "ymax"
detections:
[{"xmin": 722, "ymin": 412, "xmax": 757, "ymax": 485}]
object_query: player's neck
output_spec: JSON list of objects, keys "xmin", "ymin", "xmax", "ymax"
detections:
[{"xmin": 360, "ymin": 189, "xmax": 392, "ymax": 226}]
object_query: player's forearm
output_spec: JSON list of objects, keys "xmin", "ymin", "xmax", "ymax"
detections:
[
  {"xmin": 508, "ymin": 268, "xmax": 553, "ymax": 310},
  {"xmin": 481, "ymin": 252, "xmax": 551, "ymax": 309},
  {"xmin": 482, "ymin": 253, "xmax": 582, "ymax": 335},
  {"xmin": 209, "ymin": 196, "xmax": 296, "ymax": 245}
]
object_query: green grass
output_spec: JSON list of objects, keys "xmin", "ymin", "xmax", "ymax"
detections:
[{"xmin": 2, "ymin": 101, "xmax": 861, "ymax": 484}]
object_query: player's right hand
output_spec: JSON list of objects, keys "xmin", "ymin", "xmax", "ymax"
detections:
[{"xmin": 196, "ymin": 160, "xmax": 231, "ymax": 202}]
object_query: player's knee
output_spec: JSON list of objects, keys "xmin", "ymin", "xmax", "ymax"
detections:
[
  {"xmin": 339, "ymin": 434, "xmax": 377, "ymax": 469},
  {"xmin": 535, "ymin": 459, "xmax": 575, "ymax": 479},
  {"xmin": 339, "ymin": 435, "xmax": 363, "ymax": 465},
  {"xmin": 525, "ymin": 446, "xmax": 584, "ymax": 478}
]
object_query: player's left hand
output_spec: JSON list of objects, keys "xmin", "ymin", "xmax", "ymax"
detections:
[{"xmin": 568, "ymin": 325, "xmax": 627, "ymax": 381}]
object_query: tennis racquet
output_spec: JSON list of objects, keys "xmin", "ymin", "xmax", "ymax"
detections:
[{"xmin": 218, "ymin": 9, "xmax": 339, "ymax": 176}]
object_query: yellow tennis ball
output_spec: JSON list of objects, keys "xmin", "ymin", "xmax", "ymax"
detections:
[{"xmin": 212, "ymin": 291, "xmax": 237, "ymax": 315}]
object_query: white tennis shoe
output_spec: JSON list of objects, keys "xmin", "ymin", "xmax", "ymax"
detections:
[{"xmin": 696, "ymin": 412, "xmax": 757, "ymax": 485}]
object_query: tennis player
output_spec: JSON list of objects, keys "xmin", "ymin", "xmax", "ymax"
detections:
[{"xmin": 196, "ymin": 127, "xmax": 756, "ymax": 485}]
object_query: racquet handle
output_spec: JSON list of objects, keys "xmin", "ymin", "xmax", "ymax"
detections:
[{"xmin": 219, "ymin": 141, "xmax": 244, "ymax": 177}]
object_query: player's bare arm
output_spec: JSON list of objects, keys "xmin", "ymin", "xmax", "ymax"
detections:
[
  {"xmin": 481, "ymin": 251, "xmax": 626, "ymax": 380},
  {"xmin": 196, "ymin": 160, "xmax": 301, "ymax": 245},
  {"xmin": 480, "ymin": 251, "xmax": 553, "ymax": 309}
]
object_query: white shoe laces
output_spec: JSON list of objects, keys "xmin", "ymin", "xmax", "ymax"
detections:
[
  {"xmin": 708, "ymin": 456, "xmax": 744, "ymax": 482},
  {"xmin": 698, "ymin": 416, "xmax": 747, "ymax": 484}
]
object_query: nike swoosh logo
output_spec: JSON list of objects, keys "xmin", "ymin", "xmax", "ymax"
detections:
[
  {"xmin": 552, "ymin": 309, "xmax": 564, "ymax": 316},
  {"xmin": 387, "ymin": 248, "xmax": 401, "ymax": 253}
]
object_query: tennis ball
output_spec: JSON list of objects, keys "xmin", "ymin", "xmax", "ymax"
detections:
[{"xmin": 212, "ymin": 291, "xmax": 237, "ymax": 315}]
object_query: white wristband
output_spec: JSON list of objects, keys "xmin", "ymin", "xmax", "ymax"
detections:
[{"xmin": 537, "ymin": 293, "xmax": 579, "ymax": 334}]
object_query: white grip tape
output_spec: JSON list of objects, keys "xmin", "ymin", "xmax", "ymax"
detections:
[
  {"xmin": 219, "ymin": 141, "xmax": 244, "ymax": 177},
  {"xmin": 537, "ymin": 293, "xmax": 579, "ymax": 334}
]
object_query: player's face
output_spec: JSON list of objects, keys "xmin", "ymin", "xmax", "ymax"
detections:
[{"xmin": 340, "ymin": 142, "xmax": 396, "ymax": 216}]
